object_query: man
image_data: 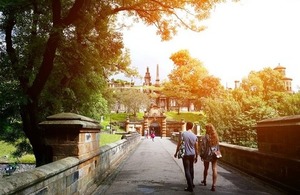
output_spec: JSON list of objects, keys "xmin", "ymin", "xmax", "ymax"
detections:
[{"xmin": 174, "ymin": 122, "xmax": 198, "ymax": 192}]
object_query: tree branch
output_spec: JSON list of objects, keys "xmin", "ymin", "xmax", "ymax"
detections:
[
  {"xmin": 28, "ymin": 0, "xmax": 86, "ymax": 100},
  {"xmin": 27, "ymin": 0, "xmax": 62, "ymax": 100},
  {"xmin": 4, "ymin": 10, "xmax": 30, "ymax": 92},
  {"xmin": 61, "ymin": 0, "xmax": 85, "ymax": 26}
]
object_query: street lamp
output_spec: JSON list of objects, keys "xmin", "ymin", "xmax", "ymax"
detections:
[{"xmin": 110, "ymin": 111, "xmax": 112, "ymax": 134}]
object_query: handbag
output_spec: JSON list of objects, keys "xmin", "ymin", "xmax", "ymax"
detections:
[
  {"xmin": 178, "ymin": 140, "xmax": 185, "ymax": 159},
  {"xmin": 207, "ymin": 137, "xmax": 222, "ymax": 159},
  {"xmin": 213, "ymin": 150, "xmax": 222, "ymax": 159},
  {"xmin": 178, "ymin": 134, "xmax": 185, "ymax": 159}
]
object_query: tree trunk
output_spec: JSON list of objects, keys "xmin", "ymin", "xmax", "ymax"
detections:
[
  {"xmin": 4, "ymin": 0, "xmax": 86, "ymax": 167},
  {"xmin": 177, "ymin": 105, "xmax": 181, "ymax": 115},
  {"xmin": 20, "ymin": 101, "xmax": 52, "ymax": 167}
]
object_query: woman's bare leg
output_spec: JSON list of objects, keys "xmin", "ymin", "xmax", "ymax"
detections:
[
  {"xmin": 211, "ymin": 160, "xmax": 218, "ymax": 187},
  {"xmin": 202, "ymin": 161, "xmax": 209, "ymax": 184}
]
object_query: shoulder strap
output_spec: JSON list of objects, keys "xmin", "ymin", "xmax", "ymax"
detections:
[
  {"xmin": 180, "ymin": 132, "xmax": 184, "ymax": 142},
  {"xmin": 205, "ymin": 136, "xmax": 210, "ymax": 148}
]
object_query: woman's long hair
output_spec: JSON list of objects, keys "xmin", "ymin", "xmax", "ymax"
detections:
[{"xmin": 205, "ymin": 123, "xmax": 219, "ymax": 146}]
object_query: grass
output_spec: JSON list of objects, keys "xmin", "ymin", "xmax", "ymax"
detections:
[
  {"xmin": 0, "ymin": 141, "xmax": 15, "ymax": 163},
  {"xmin": 17, "ymin": 154, "xmax": 36, "ymax": 164},
  {"xmin": 165, "ymin": 111, "xmax": 204, "ymax": 124},
  {"xmin": 105, "ymin": 111, "xmax": 203, "ymax": 123},
  {"xmin": 0, "ymin": 141, "xmax": 35, "ymax": 164},
  {"xmin": 100, "ymin": 133, "xmax": 123, "ymax": 146}
]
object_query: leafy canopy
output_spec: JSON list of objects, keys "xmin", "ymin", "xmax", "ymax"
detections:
[
  {"xmin": 0, "ymin": 0, "xmax": 235, "ymax": 165},
  {"xmin": 163, "ymin": 49, "xmax": 223, "ymax": 111}
]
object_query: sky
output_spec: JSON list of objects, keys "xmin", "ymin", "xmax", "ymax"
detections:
[{"xmin": 115, "ymin": 0, "xmax": 300, "ymax": 91}]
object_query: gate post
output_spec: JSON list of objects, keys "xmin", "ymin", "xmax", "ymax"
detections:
[{"xmin": 39, "ymin": 112, "xmax": 101, "ymax": 162}]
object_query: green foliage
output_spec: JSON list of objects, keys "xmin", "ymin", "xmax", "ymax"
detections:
[
  {"xmin": 163, "ymin": 50, "xmax": 223, "ymax": 112},
  {"xmin": 202, "ymin": 67, "xmax": 300, "ymax": 148},
  {"xmin": 0, "ymin": 141, "xmax": 35, "ymax": 163},
  {"xmin": 0, "ymin": 0, "xmax": 232, "ymax": 166},
  {"xmin": 0, "ymin": 53, "xmax": 30, "ymax": 154},
  {"xmin": 0, "ymin": 141, "xmax": 15, "ymax": 162},
  {"xmin": 113, "ymin": 88, "xmax": 151, "ymax": 116},
  {"xmin": 165, "ymin": 111, "xmax": 204, "ymax": 123},
  {"xmin": 276, "ymin": 92, "xmax": 300, "ymax": 115},
  {"xmin": 18, "ymin": 154, "xmax": 35, "ymax": 164},
  {"xmin": 240, "ymin": 68, "xmax": 286, "ymax": 100}
]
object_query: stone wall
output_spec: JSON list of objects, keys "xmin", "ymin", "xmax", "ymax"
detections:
[
  {"xmin": 0, "ymin": 113, "xmax": 141, "ymax": 195},
  {"xmin": 219, "ymin": 143, "xmax": 300, "ymax": 194},
  {"xmin": 0, "ymin": 132, "xmax": 141, "ymax": 195},
  {"xmin": 256, "ymin": 115, "xmax": 300, "ymax": 159},
  {"xmin": 171, "ymin": 115, "xmax": 300, "ymax": 194},
  {"xmin": 166, "ymin": 120, "xmax": 185, "ymax": 137}
]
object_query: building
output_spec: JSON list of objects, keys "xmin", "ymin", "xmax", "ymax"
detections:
[
  {"xmin": 234, "ymin": 64, "xmax": 293, "ymax": 93},
  {"xmin": 273, "ymin": 64, "xmax": 293, "ymax": 93},
  {"xmin": 109, "ymin": 64, "xmax": 195, "ymax": 113},
  {"xmin": 110, "ymin": 65, "xmax": 196, "ymax": 137},
  {"xmin": 141, "ymin": 64, "xmax": 195, "ymax": 112}
]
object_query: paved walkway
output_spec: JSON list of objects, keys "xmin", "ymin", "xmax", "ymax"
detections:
[{"xmin": 93, "ymin": 137, "xmax": 287, "ymax": 195}]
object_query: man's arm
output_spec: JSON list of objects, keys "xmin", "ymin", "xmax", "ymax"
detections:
[
  {"xmin": 194, "ymin": 139, "xmax": 199, "ymax": 163},
  {"xmin": 174, "ymin": 134, "xmax": 182, "ymax": 158}
]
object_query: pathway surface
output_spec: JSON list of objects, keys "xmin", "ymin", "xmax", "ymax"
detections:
[{"xmin": 93, "ymin": 137, "xmax": 287, "ymax": 195}]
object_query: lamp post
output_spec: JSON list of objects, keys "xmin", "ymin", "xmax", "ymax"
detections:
[{"xmin": 110, "ymin": 112, "xmax": 112, "ymax": 134}]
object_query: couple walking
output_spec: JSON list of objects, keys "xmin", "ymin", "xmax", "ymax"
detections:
[{"xmin": 174, "ymin": 122, "xmax": 220, "ymax": 192}]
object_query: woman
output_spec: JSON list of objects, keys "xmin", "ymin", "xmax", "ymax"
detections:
[
  {"xmin": 200, "ymin": 123, "xmax": 220, "ymax": 192},
  {"xmin": 150, "ymin": 131, "xmax": 155, "ymax": 141}
]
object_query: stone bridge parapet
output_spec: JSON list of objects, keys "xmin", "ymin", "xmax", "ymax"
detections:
[{"xmin": 0, "ymin": 113, "xmax": 141, "ymax": 195}]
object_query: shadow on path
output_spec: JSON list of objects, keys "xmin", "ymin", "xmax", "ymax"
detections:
[{"xmin": 93, "ymin": 137, "xmax": 287, "ymax": 195}]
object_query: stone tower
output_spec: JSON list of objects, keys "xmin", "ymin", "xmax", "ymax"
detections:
[
  {"xmin": 273, "ymin": 63, "xmax": 293, "ymax": 93},
  {"xmin": 144, "ymin": 66, "xmax": 152, "ymax": 86}
]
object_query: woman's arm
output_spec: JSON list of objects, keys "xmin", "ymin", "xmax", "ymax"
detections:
[{"xmin": 194, "ymin": 139, "xmax": 199, "ymax": 163}]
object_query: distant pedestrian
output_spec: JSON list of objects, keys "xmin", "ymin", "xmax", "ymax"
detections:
[
  {"xmin": 200, "ymin": 123, "xmax": 220, "ymax": 192},
  {"xmin": 150, "ymin": 131, "xmax": 155, "ymax": 141},
  {"xmin": 174, "ymin": 122, "xmax": 198, "ymax": 192},
  {"xmin": 144, "ymin": 129, "xmax": 149, "ymax": 139}
]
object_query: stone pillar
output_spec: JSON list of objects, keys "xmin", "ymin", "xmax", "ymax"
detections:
[
  {"xmin": 161, "ymin": 117, "xmax": 167, "ymax": 137},
  {"xmin": 196, "ymin": 124, "xmax": 201, "ymax": 136},
  {"xmin": 143, "ymin": 111, "xmax": 151, "ymax": 137},
  {"xmin": 143, "ymin": 117, "xmax": 149, "ymax": 132},
  {"xmin": 39, "ymin": 113, "xmax": 101, "ymax": 161},
  {"xmin": 181, "ymin": 119, "xmax": 185, "ymax": 131},
  {"xmin": 125, "ymin": 117, "xmax": 130, "ymax": 132}
]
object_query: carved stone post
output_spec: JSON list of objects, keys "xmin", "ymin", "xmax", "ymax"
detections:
[
  {"xmin": 39, "ymin": 112, "xmax": 101, "ymax": 161},
  {"xmin": 181, "ymin": 119, "xmax": 185, "ymax": 131},
  {"xmin": 125, "ymin": 117, "xmax": 130, "ymax": 132}
]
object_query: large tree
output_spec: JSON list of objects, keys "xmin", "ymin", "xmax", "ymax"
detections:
[
  {"xmin": 240, "ymin": 67, "xmax": 286, "ymax": 100},
  {"xmin": 114, "ymin": 88, "xmax": 151, "ymax": 117},
  {"xmin": 203, "ymin": 66, "xmax": 300, "ymax": 147},
  {"xmin": 0, "ymin": 0, "xmax": 232, "ymax": 166},
  {"xmin": 163, "ymin": 49, "xmax": 222, "ymax": 112}
]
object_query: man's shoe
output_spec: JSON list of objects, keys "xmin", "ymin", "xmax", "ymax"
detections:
[{"xmin": 184, "ymin": 188, "xmax": 193, "ymax": 192}]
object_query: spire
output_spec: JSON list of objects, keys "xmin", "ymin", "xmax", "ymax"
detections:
[
  {"xmin": 144, "ymin": 66, "xmax": 151, "ymax": 86},
  {"xmin": 155, "ymin": 64, "xmax": 160, "ymax": 86}
]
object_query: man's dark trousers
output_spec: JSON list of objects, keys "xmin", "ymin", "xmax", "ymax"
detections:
[{"xmin": 183, "ymin": 155, "xmax": 195, "ymax": 191}]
